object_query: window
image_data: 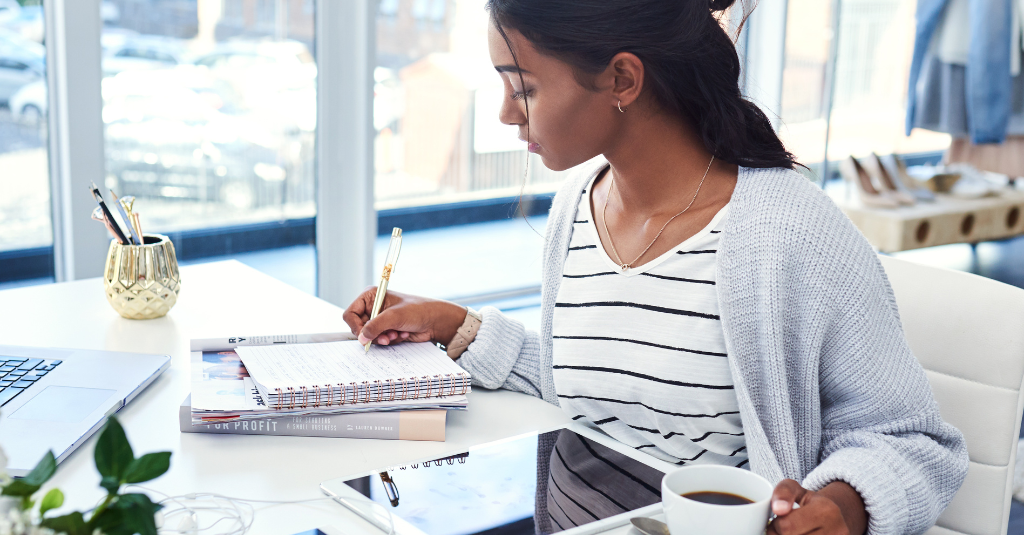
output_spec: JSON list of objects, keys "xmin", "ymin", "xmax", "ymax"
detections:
[
  {"xmin": 374, "ymin": 0, "xmax": 570, "ymax": 210},
  {"xmin": 0, "ymin": 0, "xmax": 52, "ymax": 280},
  {"xmin": 778, "ymin": 0, "xmax": 951, "ymax": 170},
  {"xmin": 100, "ymin": 0, "xmax": 316, "ymax": 237}
]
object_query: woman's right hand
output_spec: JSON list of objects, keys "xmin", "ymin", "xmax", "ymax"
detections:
[{"xmin": 343, "ymin": 287, "xmax": 467, "ymax": 349}]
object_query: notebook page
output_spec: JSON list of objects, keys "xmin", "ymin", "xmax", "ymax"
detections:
[{"xmin": 235, "ymin": 341, "xmax": 466, "ymax": 390}]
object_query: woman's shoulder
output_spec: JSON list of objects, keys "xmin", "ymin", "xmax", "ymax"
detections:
[
  {"xmin": 728, "ymin": 166, "xmax": 856, "ymax": 236},
  {"xmin": 733, "ymin": 166, "xmax": 831, "ymax": 209},
  {"xmin": 722, "ymin": 166, "xmax": 874, "ymax": 266}
]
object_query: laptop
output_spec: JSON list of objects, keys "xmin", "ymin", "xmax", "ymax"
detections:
[{"xmin": 0, "ymin": 344, "xmax": 170, "ymax": 477}]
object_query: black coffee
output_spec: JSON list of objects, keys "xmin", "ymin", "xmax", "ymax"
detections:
[{"xmin": 681, "ymin": 491, "xmax": 754, "ymax": 506}]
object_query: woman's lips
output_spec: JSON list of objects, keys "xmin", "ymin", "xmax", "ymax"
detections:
[{"xmin": 528, "ymin": 142, "xmax": 540, "ymax": 153}]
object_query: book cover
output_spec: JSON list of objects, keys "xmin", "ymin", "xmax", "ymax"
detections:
[{"xmin": 179, "ymin": 395, "xmax": 446, "ymax": 441}]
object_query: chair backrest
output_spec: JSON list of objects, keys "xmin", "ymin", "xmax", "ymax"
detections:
[{"xmin": 879, "ymin": 255, "xmax": 1024, "ymax": 535}]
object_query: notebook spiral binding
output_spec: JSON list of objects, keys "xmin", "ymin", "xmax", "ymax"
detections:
[
  {"xmin": 271, "ymin": 371, "xmax": 469, "ymax": 410},
  {"xmin": 395, "ymin": 452, "xmax": 469, "ymax": 470}
]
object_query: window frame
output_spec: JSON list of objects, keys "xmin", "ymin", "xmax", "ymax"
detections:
[
  {"xmin": 314, "ymin": 0, "xmax": 377, "ymax": 306},
  {"xmin": 45, "ymin": 0, "xmax": 109, "ymax": 282},
  {"xmin": 22, "ymin": 0, "xmax": 790, "ymax": 292},
  {"xmin": 13, "ymin": 0, "xmax": 934, "ymax": 298}
]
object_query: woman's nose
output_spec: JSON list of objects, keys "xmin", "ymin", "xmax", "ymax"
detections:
[{"xmin": 498, "ymin": 96, "xmax": 527, "ymax": 127}]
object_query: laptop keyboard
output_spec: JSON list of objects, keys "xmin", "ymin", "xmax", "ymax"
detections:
[{"xmin": 0, "ymin": 357, "xmax": 62, "ymax": 407}]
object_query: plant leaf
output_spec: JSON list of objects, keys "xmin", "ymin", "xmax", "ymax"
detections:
[
  {"xmin": 87, "ymin": 505, "xmax": 125, "ymax": 535},
  {"xmin": 40, "ymin": 511, "xmax": 88, "ymax": 535},
  {"xmin": 99, "ymin": 475, "xmax": 121, "ymax": 494},
  {"xmin": 91, "ymin": 493, "xmax": 162, "ymax": 535},
  {"xmin": 94, "ymin": 417, "xmax": 134, "ymax": 482},
  {"xmin": 115, "ymin": 492, "xmax": 163, "ymax": 516},
  {"xmin": 124, "ymin": 452, "xmax": 171, "ymax": 484},
  {"xmin": 1, "ymin": 478, "xmax": 40, "ymax": 497},
  {"xmin": 22, "ymin": 450, "xmax": 56, "ymax": 486},
  {"xmin": 40, "ymin": 487, "xmax": 64, "ymax": 516}
]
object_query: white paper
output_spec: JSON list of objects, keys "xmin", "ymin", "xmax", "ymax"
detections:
[
  {"xmin": 235, "ymin": 341, "xmax": 467, "ymax": 390},
  {"xmin": 190, "ymin": 346, "xmax": 468, "ymax": 422}
]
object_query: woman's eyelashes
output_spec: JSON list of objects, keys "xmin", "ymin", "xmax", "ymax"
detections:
[{"xmin": 511, "ymin": 89, "xmax": 533, "ymax": 101}]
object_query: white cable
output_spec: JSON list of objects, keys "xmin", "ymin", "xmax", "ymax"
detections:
[{"xmin": 126, "ymin": 485, "xmax": 395, "ymax": 535}]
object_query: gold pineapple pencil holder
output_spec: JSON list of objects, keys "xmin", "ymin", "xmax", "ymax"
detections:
[{"xmin": 103, "ymin": 234, "xmax": 181, "ymax": 319}]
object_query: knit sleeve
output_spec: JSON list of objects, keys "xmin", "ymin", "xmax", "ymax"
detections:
[
  {"xmin": 801, "ymin": 241, "xmax": 968, "ymax": 535},
  {"xmin": 455, "ymin": 306, "xmax": 544, "ymax": 398}
]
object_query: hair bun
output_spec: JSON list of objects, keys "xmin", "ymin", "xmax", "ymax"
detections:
[{"xmin": 709, "ymin": 0, "xmax": 736, "ymax": 12}]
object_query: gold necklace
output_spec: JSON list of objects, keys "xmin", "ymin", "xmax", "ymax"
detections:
[{"xmin": 601, "ymin": 155, "xmax": 715, "ymax": 272}]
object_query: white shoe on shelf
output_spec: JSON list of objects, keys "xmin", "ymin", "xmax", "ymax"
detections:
[
  {"xmin": 865, "ymin": 153, "xmax": 915, "ymax": 205},
  {"xmin": 882, "ymin": 155, "xmax": 936, "ymax": 202},
  {"xmin": 839, "ymin": 156, "xmax": 900, "ymax": 209},
  {"xmin": 944, "ymin": 163, "xmax": 1007, "ymax": 199}
]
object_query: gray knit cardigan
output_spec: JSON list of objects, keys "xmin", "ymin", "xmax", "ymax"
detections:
[{"xmin": 456, "ymin": 159, "xmax": 969, "ymax": 535}]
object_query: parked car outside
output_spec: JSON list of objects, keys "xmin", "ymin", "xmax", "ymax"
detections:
[
  {"xmin": 0, "ymin": 27, "xmax": 43, "ymax": 57},
  {"xmin": 192, "ymin": 39, "xmax": 316, "ymax": 108},
  {"xmin": 1, "ymin": 4, "xmax": 43, "ymax": 43},
  {"xmin": 102, "ymin": 68, "xmax": 295, "ymax": 210},
  {"xmin": 8, "ymin": 78, "xmax": 43, "ymax": 124},
  {"xmin": 102, "ymin": 35, "xmax": 190, "ymax": 77},
  {"xmin": 0, "ymin": 53, "xmax": 42, "ymax": 107},
  {"xmin": 0, "ymin": 0, "xmax": 19, "ymax": 26},
  {"xmin": 0, "ymin": 28, "xmax": 44, "ymax": 106}
]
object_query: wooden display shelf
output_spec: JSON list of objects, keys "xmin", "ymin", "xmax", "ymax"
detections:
[{"xmin": 832, "ymin": 189, "xmax": 1024, "ymax": 252}]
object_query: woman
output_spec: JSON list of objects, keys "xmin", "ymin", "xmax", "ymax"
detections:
[{"xmin": 344, "ymin": 1, "xmax": 968, "ymax": 533}]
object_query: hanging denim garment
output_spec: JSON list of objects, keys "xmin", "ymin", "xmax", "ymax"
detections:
[{"xmin": 905, "ymin": 0, "xmax": 1013, "ymax": 143}]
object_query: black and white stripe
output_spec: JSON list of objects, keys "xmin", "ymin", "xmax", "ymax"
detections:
[
  {"xmin": 552, "ymin": 172, "xmax": 746, "ymax": 467},
  {"xmin": 546, "ymin": 431, "xmax": 664, "ymax": 529}
]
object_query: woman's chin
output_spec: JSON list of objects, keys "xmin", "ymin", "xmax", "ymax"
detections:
[{"xmin": 535, "ymin": 153, "xmax": 573, "ymax": 173}]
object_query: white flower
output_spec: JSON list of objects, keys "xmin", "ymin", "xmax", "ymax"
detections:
[
  {"xmin": 0, "ymin": 444, "xmax": 11, "ymax": 490},
  {"xmin": 0, "ymin": 508, "xmax": 60, "ymax": 535}
]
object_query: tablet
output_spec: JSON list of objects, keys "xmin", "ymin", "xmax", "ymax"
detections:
[{"xmin": 320, "ymin": 428, "xmax": 666, "ymax": 535}]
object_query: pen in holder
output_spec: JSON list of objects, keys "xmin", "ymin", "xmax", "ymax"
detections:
[{"xmin": 103, "ymin": 234, "xmax": 181, "ymax": 320}]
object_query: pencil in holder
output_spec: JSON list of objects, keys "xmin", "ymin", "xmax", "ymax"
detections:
[{"xmin": 103, "ymin": 234, "xmax": 181, "ymax": 320}]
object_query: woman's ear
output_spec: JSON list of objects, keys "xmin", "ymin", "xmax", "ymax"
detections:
[{"xmin": 603, "ymin": 52, "xmax": 644, "ymax": 110}]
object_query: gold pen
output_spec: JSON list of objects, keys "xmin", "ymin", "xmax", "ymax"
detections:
[{"xmin": 365, "ymin": 228, "xmax": 403, "ymax": 352}]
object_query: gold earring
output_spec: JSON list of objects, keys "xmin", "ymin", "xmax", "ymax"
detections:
[{"xmin": 617, "ymin": 100, "xmax": 626, "ymax": 113}]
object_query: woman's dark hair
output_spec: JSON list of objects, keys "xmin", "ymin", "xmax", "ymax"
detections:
[{"xmin": 487, "ymin": 0, "xmax": 797, "ymax": 170}]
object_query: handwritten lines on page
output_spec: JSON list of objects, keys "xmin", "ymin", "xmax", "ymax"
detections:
[{"xmin": 234, "ymin": 341, "xmax": 465, "ymax": 390}]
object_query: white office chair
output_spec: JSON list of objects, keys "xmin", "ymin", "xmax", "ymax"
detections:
[{"xmin": 879, "ymin": 255, "xmax": 1024, "ymax": 535}]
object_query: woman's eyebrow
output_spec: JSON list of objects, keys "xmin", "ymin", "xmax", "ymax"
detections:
[{"xmin": 494, "ymin": 65, "xmax": 530, "ymax": 74}]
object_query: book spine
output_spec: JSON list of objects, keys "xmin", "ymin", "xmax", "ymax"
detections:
[
  {"xmin": 189, "ymin": 332, "xmax": 355, "ymax": 352},
  {"xmin": 180, "ymin": 404, "xmax": 445, "ymax": 441}
]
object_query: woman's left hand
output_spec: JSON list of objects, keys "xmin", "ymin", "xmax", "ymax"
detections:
[{"xmin": 768, "ymin": 479, "xmax": 867, "ymax": 535}]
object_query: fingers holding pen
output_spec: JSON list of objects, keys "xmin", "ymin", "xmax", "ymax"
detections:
[
  {"xmin": 344, "ymin": 290, "xmax": 464, "ymax": 348},
  {"xmin": 343, "ymin": 286, "xmax": 379, "ymax": 335},
  {"xmin": 359, "ymin": 308, "xmax": 409, "ymax": 345}
]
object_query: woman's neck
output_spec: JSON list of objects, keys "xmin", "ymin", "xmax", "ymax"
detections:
[{"xmin": 602, "ymin": 110, "xmax": 726, "ymax": 216}]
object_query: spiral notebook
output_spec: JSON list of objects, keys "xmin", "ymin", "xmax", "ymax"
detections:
[{"xmin": 234, "ymin": 341, "xmax": 471, "ymax": 411}]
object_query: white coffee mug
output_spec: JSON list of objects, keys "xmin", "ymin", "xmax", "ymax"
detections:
[{"xmin": 661, "ymin": 465, "xmax": 774, "ymax": 535}]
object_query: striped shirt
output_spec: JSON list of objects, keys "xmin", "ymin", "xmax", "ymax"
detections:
[{"xmin": 552, "ymin": 176, "xmax": 747, "ymax": 467}]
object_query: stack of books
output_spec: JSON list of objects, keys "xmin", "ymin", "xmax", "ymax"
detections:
[{"xmin": 180, "ymin": 333, "xmax": 470, "ymax": 441}]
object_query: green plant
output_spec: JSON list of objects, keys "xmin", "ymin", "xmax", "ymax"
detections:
[{"xmin": 0, "ymin": 416, "xmax": 171, "ymax": 535}]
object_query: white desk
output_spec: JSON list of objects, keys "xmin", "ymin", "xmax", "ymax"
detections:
[{"xmin": 0, "ymin": 261, "xmax": 572, "ymax": 533}]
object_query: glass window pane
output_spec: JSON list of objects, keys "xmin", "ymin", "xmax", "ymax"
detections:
[
  {"xmin": 777, "ymin": 0, "xmax": 830, "ymax": 165},
  {"xmin": 374, "ymin": 0, "xmax": 570, "ymax": 208},
  {"xmin": 0, "ymin": 0, "xmax": 52, "ymax": 256},
  {"xmin": 779, "ymin": 0, "xmax": 951, "ymax": 167},
  {"xmin": 100, "ymin": 0, "xmax": 316, "ymax": 234}
]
